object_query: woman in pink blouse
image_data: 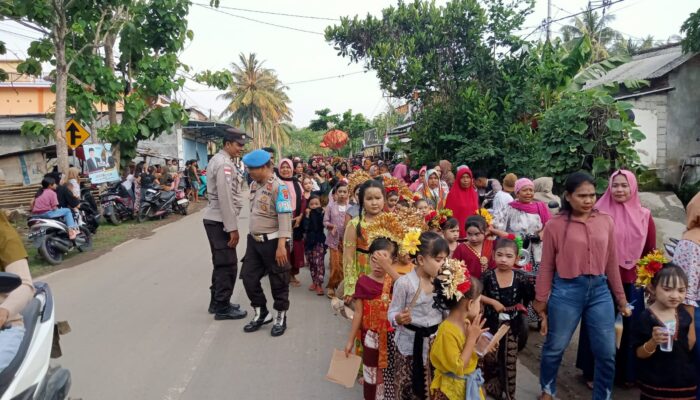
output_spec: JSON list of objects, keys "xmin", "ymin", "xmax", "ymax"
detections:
[
  {"xmin": 533, "ymin": 172, "xmax": 631, "ymax": 400},
  {"xmin": 576, "ymin": 170, "xmax": 656, "ymax": 388}
]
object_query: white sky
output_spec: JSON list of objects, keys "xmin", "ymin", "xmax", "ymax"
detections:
[{"xmin": 1, "ymin": 0, "xmax": 698, "ymax": 127}]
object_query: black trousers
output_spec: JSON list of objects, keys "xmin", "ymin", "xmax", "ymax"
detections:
[
  {"xmin": 203, "ymin": 220, "xmax": 238, "ymax": 312},
  {"xmin": 240, "ymin": 234, "xmax": 290, "ymax": 311}
]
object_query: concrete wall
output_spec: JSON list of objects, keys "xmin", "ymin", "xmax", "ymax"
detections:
[
  {"xmin": 666, "ymin": 55, "xmax": 700, "ymax": 184},
  {"xmin": 631, "ymin": 108, "xmax": 658, "ymax": 166},
  {"xmin": 0, "ymin": 151, "xmax": 47, "ymax": 185}
]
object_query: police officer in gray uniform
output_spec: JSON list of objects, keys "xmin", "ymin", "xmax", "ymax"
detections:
[
  {"xmin": 202, "ymin": 129, "xmax": 250, "ymax": 320},
  {"xmin": 240, "ymin": 149, "xmax": 293, "ymax": 337}
]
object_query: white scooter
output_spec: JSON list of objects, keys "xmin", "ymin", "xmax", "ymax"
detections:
[{"xmin": 0, "ymin": 272, "xmax": 71, "ymax": 400}]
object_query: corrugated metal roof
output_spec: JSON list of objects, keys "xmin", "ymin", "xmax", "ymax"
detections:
[
  {"xmin": 584, "ymin": 45, "xmax": 697, "ymax": 89},
  {"xmin": 0, "ymin": 116, "xmax": 52, "ymax": 131}
]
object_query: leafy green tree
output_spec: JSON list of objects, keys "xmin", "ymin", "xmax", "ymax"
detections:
[
  {"xmin": 535, "ymin": 90, "xmax": 645, "ymax": 191},
  {"xmin": 560, "ymin": 4, "xmax": 620, "ymax": 61},
  {"xmin": 325, "ymin": 0, "xmax": 493, "ymax": 100},
  {"xmin": 338, "ymin": 110, "xmax": 372, "ymax": 139},
  {"xmin": 307, "ymin": 108, "xmax": 340, "ymax": 131},
  {"xmin": 681, "ymin": 7, "xmax": 700, "ymax": 54},
  {"xmin": 2, "ymin": 0, "xmax": 193, "ymax": 171}
]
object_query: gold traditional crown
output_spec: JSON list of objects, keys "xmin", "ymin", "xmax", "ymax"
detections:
[
  {"xmin": 366, "ymin": 212, "xmax": 407, "ymax": 247},
  {"xmin": 348, "ymin": 170, "xmax": 372, "ymax": 195}
]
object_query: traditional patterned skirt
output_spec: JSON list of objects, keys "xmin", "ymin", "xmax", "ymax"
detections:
[
  {"xmin": 483, "ymin": 328, "xmax": 519, "ymax": 400},
  {"xmin": 363, "ymin": 330, "xmax": 385, "ymax": 400},
  {"xmin": 291, "ymin": 239, "xmax": 305, "ymax": 275},
  {"xmin": 431, "ymin": 390, "xmax": 450, "ymax": 400},
  {"xmin": 394, "ymin": 344, "xmax": 434, "ymax": 400},
  {"xmin": 326, "ymin": 247, "xmax": 344, "ymax": 290}
]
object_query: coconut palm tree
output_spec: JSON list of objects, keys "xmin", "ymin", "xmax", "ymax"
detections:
[
  {"xmin": 561, "ymin": 4, "xmax": 620, "ymax": 61},
  {"xmin": 218, "ymin": 53, "xmax": 292, "ymax": 148},
  {"xmin": 612, "ymin": 35, "xmax": 656, "ymax": 56}
]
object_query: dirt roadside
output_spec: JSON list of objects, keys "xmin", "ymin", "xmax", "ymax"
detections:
[{"xmin": 519, "ymin": 325, "xmax": 638, "ymax": 399}]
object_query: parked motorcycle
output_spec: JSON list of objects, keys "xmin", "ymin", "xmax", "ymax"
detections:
[
  {"xmin": 27, "ymin": 211, "xmax": 92, "ymax": 266},
  {"xmin": 137, "ymin": 186, "xmax": 189, "ymax": 223},
  {"xmin": 100, "ymin": 182, "xmax": 135, "ymax": 225},
  {"xmin": 0, "ymin": 272, "xmax": 71, "ymax": 400}
]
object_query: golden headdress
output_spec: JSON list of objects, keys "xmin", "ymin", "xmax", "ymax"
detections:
[
  {"xmin": 348, "ymin": 170, "xmax": 372, "ymax": 195},
  {"xmin": 366, "ymin": 208, "xmax": 428, "ymax": 256}
]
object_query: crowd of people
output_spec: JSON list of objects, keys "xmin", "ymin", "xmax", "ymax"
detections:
[{"xmin": 238, "ymin": 151, "xmax": 698, "ymax": 400}]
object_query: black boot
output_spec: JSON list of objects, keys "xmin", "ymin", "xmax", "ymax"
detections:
[
  {"xmin": 208, "ymin": 289, "xmax": 240, "ymax": 314},
  {"xmin": 208, "ymin": 302, "xmax": 241, "ymax": 314},
  {"xmin": 214, "ymin": 305, "xmax": 247, "ymax": 320},
  {"xmin": 243, "ymin": 307, "xmax": 272, "ymax": 332},
  {"xmin": 270, "ymin": 310, "xmax": 287, "ymax": 337}
]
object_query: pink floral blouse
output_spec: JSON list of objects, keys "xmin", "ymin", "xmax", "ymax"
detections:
[{"xmin": 673, "ymin": 239, "xmax": 700, "ymax": 307}]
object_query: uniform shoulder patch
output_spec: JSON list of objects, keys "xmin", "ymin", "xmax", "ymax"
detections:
[{"xmin": 275, "ymin": 182, "xmax": 293, "ymax": 213}]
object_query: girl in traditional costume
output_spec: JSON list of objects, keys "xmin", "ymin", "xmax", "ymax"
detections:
[
  {"xmin": 453, "ymin": 216, "xmax": 494, "ymax": 280},
  {"xmin": 388, "ymin": 232, "xmax": 449, "ymax": 400},
  {"xmin": 345, "ymin": 237, "xmax": 399, "ymax": 400},
  {"xmin": 481, "ymin": 238, "xmax": 535, "ymax": 400},
  {"xmin": 430, "ymin": 261, "xmax": 486, "ymax": 400},
  {"xmin": 343, "ymin": 178, "xmax": 385, "ymax": 300}
]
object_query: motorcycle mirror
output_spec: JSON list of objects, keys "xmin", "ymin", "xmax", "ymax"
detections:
[{"xmin": 0, "ymin": 272, "xmax": 22, "ymax": 293}]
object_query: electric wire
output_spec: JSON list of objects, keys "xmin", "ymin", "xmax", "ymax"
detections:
[
  {"xmin": 191, "ymin": 2, "xmax": 339, "ymax": 21},
  {"xmin": 193, "ymin": 3, "xmax": 325, "ymax": 36}
]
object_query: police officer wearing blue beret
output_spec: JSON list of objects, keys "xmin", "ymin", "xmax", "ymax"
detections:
[{"xmin": 240, "ymin": 149, "xmax": 293, "ymax": 336}]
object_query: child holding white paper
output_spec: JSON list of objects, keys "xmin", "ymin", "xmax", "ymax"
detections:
[{"xmin": 480, "ymin": 237, "xmax": 534, "ymax": 399}]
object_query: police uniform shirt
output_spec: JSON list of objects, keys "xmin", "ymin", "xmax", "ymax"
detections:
[
  {"xmin": 249, "ymin": 176, "xmax": 293, "ymax": 238},
  {"xmin": 203, "ymin": 150, "xmax": 243, "ymax": 232}
]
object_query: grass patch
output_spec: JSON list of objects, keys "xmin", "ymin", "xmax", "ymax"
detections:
[{"xmin": 26, "ymin": 219, "xmax": 159, "ymax": 275}]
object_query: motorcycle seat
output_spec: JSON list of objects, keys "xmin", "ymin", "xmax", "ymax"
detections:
[{"xmin": 0, "ymin": 297, "xmax": 42, "ymax": 396}]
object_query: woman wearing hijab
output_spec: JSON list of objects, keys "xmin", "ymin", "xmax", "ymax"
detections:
[
  {"xmin": 444, "ymin": 167, "xmax": 479, "ymax": 239},
  {"xmin": 415, "ymin": 169, "xmax": 448, "ymax": 210},
  {"xmin": 438, "ymin": 160, "xmax": 455, "ymax": 188},
  {"xmin": 409, "ymin": 166, "xmax": 427, "ymax": 192},
  {"xmin": 278, "ymin": 159, "xmax": 304, "ymax": 287},
  {"xmin": 533, "ymin": 177, "xmax": 560, "ymax": 215},
  {"xmin": 672, "ymin": 191, "xmax": 700, "ymax": 397},
  {"xmin": 575, "ymin": 170, "xmax": 657, "ymax": 388}
]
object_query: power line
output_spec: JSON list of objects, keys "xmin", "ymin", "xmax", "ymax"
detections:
[
  {"xmin": 0, "ymin": 28, "xmax": 40, "ymax": 40},
  {"xmin": 285, "ymin": 71, "xmax": 365, "ymax": 85},
  {"xmin": 180, "ymin": 70, "xmax": 366, "ymax": 92},
  {"xmin": 191, "ymin": 2, "xmax": 339, "ymax": 22},
  {"xmin": 194, "ymin": 4, "xmax": 325, "ymax": 36}
]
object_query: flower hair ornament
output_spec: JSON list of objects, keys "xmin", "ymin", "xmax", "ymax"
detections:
[
  {"xmin": 426, "ymin": 208, "xmax": 453, "ymax": 230},
  {"xmin": 433, "ymin": 258, "xmax": 472, "ymax": 311},
  {"xmin": 477, "ymin": 208, "xmax": 493, "ymax": 226},
  {"xmin": 635, "ymin": 250, "xmax": 669, "ymax": 288}
]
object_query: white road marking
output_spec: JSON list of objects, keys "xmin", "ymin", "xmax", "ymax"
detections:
[{"xmin": 162, "ymin": 320, "xmax": 220, "ymax": 400}]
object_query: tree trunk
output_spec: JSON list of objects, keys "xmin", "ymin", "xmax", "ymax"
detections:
[{"xmin": 53, "ymin": 17, "xmax": 69, "ymax": 174}]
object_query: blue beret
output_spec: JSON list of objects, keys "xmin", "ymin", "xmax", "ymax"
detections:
[{"xmin": 242, "ymin": 149, "xmax": 271, "ymax": 168}]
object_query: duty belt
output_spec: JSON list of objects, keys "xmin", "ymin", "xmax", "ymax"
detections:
[{"xmin": 250, "ymin": 232, "xmax": 280, "ymax": 242}]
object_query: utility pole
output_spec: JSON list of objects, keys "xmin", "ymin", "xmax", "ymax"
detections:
[{"xmin": 546, "ymin": 0, "xmax": 552, "ymax": 42}]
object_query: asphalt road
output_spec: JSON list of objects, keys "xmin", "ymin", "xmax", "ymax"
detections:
[{"xmin": 43, "ymin": 205, "xmax": 361, "ymax": 400}]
